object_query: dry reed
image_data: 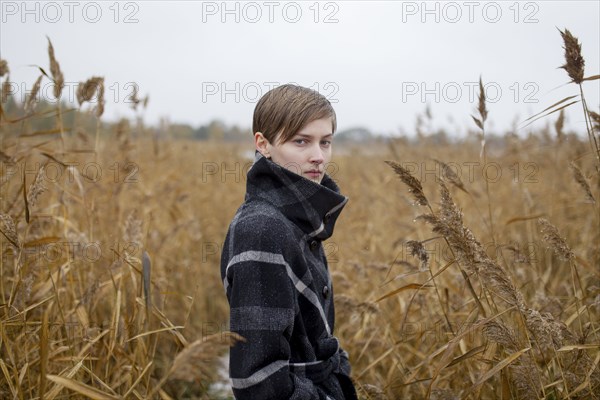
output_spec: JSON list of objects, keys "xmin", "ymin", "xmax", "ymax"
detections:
[{"xmin": 1, "ymin": 31, "xmax": 598, "ymax": 400}]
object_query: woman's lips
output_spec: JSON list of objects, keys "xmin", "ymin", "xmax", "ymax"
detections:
[{"xmin": 305, "ymin": 170, "xmax": 322, "ymax": 178}]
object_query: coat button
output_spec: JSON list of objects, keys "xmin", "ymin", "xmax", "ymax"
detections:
[
  {"xmin": 309, "ymin": 240, "xmax": 319, "ymax": 251},
  {"xmin": 322, "ymin": 285, "xmax": 330, "ymax": 299}
]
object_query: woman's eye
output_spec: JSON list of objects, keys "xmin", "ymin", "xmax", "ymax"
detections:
[
  {"xmin": 321, "ymin": 141, "xmax": 331, "ymax": 146},
  {"xmin": 294, "ymin": 139, "xmax": 307, "ymax": 145}
]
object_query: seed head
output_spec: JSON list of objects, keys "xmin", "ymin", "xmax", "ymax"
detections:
[
  {"xmin": 24, "ymin": 75, "xmax": 43, "ymax": 115},
  {"xmin": 385, "ymin": 160, "xmax": 429, "ymax": 206},
  {"xmin": 0, "ymin": 59, "xmax": 8, "ymax": 77},
  {"xmin": 538, "ymin": 218, "xmax": 574, "ymax": 261},
  {"xmin": 559, "ymin": 28, "xmax": 585, "ymax": 84},
  {"xmin": 47, "ymin": 37, "xmax": 64, "ymax": 98}
]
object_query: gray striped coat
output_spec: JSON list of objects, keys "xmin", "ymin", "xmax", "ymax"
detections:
[{"xmin": 221, "ymin": 151, "xmax": 357, "ymax": 399}]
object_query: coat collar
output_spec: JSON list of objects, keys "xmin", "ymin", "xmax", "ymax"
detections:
[{"xmin": 245, "ymin": 151, "xmax": 348, "ymax": 241}]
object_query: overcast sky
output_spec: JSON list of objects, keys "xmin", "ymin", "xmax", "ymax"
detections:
[{"xmin": 1, "ymin": 0, "xmax": 599, "ymax": 137}]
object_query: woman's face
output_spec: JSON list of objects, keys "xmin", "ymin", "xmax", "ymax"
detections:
[{"xmin": 257, "ymin": 117, "xmax": 333, "ymax": 184}]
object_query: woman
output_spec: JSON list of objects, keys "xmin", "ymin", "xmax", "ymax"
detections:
[{"xmin": 220, "ymin": 84, "xmax": 357, "ymax": 399}]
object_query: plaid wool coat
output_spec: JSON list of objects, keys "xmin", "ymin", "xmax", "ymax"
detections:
[{"xmin": 221, "ymin": 151, "xmax": 357, "ymax": 399}]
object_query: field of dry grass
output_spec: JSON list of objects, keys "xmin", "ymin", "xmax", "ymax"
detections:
[{"xmin": 0, "ymin": 33, "xmax": 599, "ymax": 399}]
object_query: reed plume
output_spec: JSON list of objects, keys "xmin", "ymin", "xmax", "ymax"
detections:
[
  {"xmin": 537, "ymin": 218, "xmax": 575, "ymax": 261},
  {"xmin": 77, "ymin": 77, "xmax": 104, "ymax": 105},
  {"xmin": 483, "ymin": 320, "xmax": 519, "ymax": 351},
  {"xmin": 434, "ymin": 159, "xmax": 468, "ymax": 193},
  {"xmin": 76, "ymin": 76, "xmax": 105, "ymax": 118},
  {"xmin": 472, "ymin": 77, "xmax": 488, "ymax": 130},
  {"xmin": 557, "ymin": 28, "xmax": 599, "ymax": 167},
  {"xmin": 570, "ymin": 162, "xmax": 595, "ymax": 203},
  {"xmin": 384, "ymin": 160, "xmax": 429, "ymax": 206},
  {"xmin": 406, "ymin": 240, "xmax": 429, "ymax": 271},
  {"xmin": 47, "ymin": 36, "xmax": 64, "ymax": 99},
  {"xmin": 1, "ymin": 74, "xmax": 10, "ymax": 103},
  {"xmin": 123, "ymin": 209, "xmax": 143, "ymax": 254},
  {"xmin": 559, "ymin": 28, "xmax": 585, "ymax": 84},
  {"xmin": 589, "ymin": 110, "xmax": 600, "ymax": 133},
  {"xmin": 26, "ymin": 165, "xmax": 47, "ymax": 209},
  {"xmin": 24, "ymin": 75, "xmax": 43, "ymax": 115},
  {"xmin": 0, "ymin": 213, "xmax": 20, "ymax": 249},
  {"xmin": 417, "ymin": 182, "xmax": 485, "ymax": 270},
  {"xmin": 0, "ymin": 59, "xmax": 8, "ymax": 77}
]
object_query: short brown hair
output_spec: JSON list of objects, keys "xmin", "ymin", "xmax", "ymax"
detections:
[{"xmin": 252, "ymin": 84, "xmax": 337, "ymax": 145}]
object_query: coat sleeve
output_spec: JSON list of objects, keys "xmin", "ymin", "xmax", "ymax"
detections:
[
  {"xmin": 338, "ymin": 347, "xmax": 352, "ymax": 377},
  {"xmin": 222, "ymin": 216, "xmax": 321, "ymax": 400}
]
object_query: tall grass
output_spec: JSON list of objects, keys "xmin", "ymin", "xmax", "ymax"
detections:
[
  {"xmin": 0, "ymin": 40, "xmax": 239, "ymax": 399},
  {"xmin": 358, "ymin": 28, "xmax": 599, "ymax": 399},
  {"xmin": 0, "ymin": 30, "xmax": 598, "ymax": 399}
]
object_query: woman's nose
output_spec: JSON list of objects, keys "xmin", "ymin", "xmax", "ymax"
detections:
[{"xmin": 309, "ymin": 144, "xmax": 324, "ymax": 164}]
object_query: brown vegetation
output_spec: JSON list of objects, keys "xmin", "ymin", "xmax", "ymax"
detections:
[{"xmin": 0, "ymin": 31, "xmax": 598, "ymax": 399}]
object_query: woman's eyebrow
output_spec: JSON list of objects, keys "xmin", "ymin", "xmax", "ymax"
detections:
[{"xmin": 295, "ymin": 133, "xmax": 334, "ymax": 139}]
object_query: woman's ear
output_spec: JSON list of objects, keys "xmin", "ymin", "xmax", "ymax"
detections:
[{"xmin": 254, "ymin": 132, "xmax": 271, "ymax": 159}]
